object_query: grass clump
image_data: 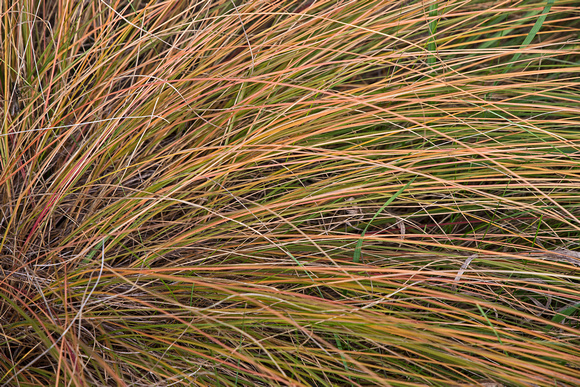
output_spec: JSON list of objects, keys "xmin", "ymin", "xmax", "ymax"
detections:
[{"xmin": 1, "ymin": 0, "xmax": 580, "ymax": 385}]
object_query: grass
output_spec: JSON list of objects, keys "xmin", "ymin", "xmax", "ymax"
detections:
[{"xmin": 1, "ymin": 0, "xmax": 580, "ymax": 385}]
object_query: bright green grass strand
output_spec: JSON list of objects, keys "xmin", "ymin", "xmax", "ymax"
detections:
[
  {"xmin": 551, "ymin": 302, "xmax": 580, "ymax": 324},
  {"xmin": 476, "ymin": 5, "xmax": 545, "ymax": 51},
  {"xmin": 353, "ymin": 177, "xmax": 416, "ymax": 263},
  {"xmin": 502, "ymin": 0, "xmax": 555, "ymax": 75},
  {"xmin": 476, "ymin": 304, "xmax": 508, "ymax": 357},
  {"xmin": 427, "ymin": 2, "xmax": 439, "ymax": 67},
  {"xmin": 82, "ymin": 236, "xmax": 108, "ymax": 264},
  {"xmin": 333, "ymin": 333, "xmax": 351, "ymax": 378}
]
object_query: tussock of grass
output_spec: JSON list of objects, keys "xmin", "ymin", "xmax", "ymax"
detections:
[{"xmin": 1, "ymin": 0, "xmax": 580, "ymax": 385}]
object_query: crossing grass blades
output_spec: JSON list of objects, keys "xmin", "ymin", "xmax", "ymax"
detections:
[{"xmin": 1, "ymin": 0, "xmax": 580, "ymax": 386}]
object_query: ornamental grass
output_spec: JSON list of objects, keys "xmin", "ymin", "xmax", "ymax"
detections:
[{"xmin": 1, "ymin": 0, "xmax": 580, "ymax": 385}]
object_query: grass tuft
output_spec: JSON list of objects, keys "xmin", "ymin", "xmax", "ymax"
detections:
[{"xmin": 1, "ymin": 0, "xmax": 580, "ymax": 385}]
